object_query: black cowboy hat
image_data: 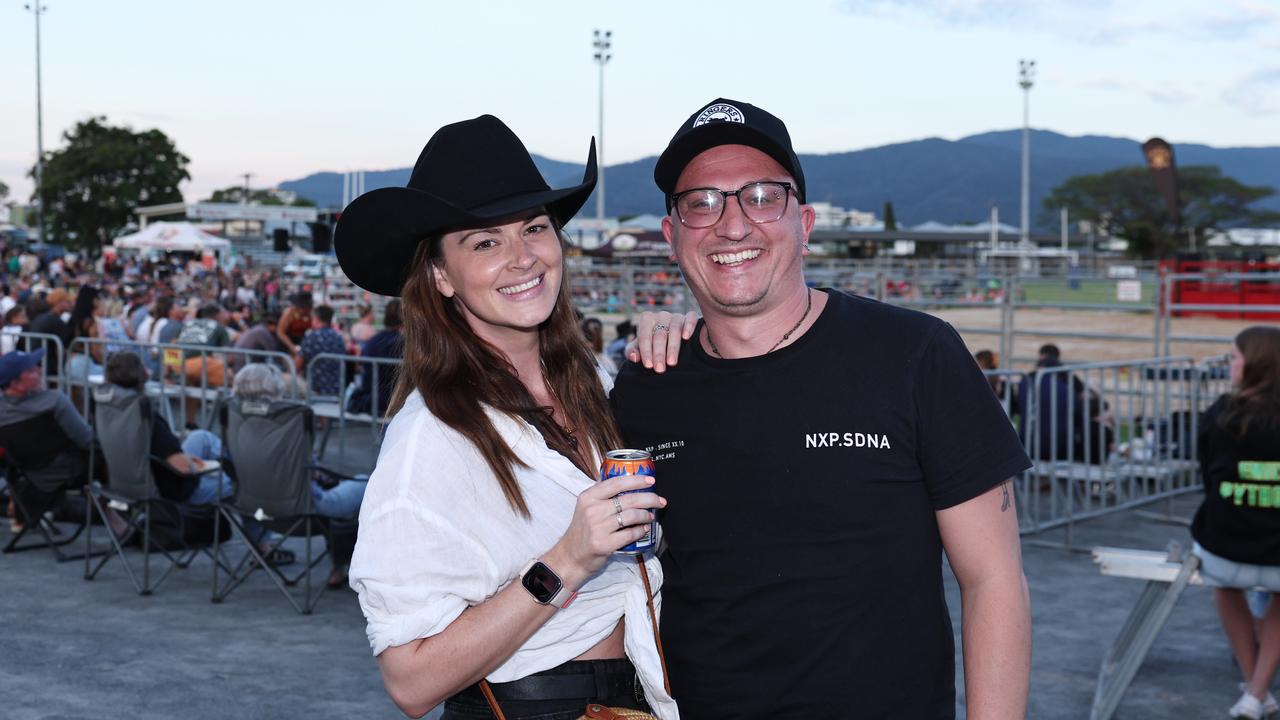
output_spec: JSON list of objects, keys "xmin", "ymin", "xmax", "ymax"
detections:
[{"xmin": 335, "ymin": 114, "xmax": 597, "ymax": 296}]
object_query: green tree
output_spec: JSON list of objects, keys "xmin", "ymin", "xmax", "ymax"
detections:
[
  {"xmin": 0, "ymin": 179, "xmax": 9, "ymax": 203},
  {"xmin": 203, "ymin": 187, "xmax": 315, "ymax": 206},
  {"xmin": 1043, "ymin": 165, "xmax": 1279, "ymax": 259},
  {"xmin": 32, "ymin": 117, "xmax": 190, "ymax": 249},
  {"xmin": 882, "ymin": 201, "xmax": 897, "ymax": 231}
]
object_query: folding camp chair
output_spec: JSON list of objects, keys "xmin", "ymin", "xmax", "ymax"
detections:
[
  {"xmin": 213, "ymin": 397, "xmax": 357, "ymax": 614},
  {"xmin": 84, "ymin": 384, "xmax": 227, "ymax": 595},
  {"xmin": 0, "ymin": 413, "xmax": 98, "ymax": 562}
]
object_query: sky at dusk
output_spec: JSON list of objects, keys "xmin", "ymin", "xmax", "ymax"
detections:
[{"xmin": 1, "ymin": 0, "xmax": 1277, "ymax": 205}]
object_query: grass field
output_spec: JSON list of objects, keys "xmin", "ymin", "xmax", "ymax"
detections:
[{"xmin": 1018, "ymin": 278, "xmax": 1157, "ymax": 305}]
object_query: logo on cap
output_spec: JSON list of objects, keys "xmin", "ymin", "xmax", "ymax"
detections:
[{"xmin": 692, "ymin": 103, "xmax": 745, "ymax": 128}]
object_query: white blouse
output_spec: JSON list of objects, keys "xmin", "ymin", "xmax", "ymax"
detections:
[{"xmin": 348, "ymin": 385, "xmax": 677, "ymax": 719}]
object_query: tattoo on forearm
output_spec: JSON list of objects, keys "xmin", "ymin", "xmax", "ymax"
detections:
[{"xmin": 1000, "ymin": 482, "xmax": 1011, "ymax": 512}]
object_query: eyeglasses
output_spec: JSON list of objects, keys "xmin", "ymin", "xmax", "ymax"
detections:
[{"xmin": 670, "ymin": 181, "xmax": 795, "ymax": 229}]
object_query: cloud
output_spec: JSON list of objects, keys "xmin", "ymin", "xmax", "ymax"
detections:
[
  {"xmin": 1070, "ymin": 18, "xmax": 1172, "ymax": 46},
  {"xmin": 1222, "ymin": 67, "xmax": 1280, "ymax": 116},
  {"xmin": 1146, "ymin": 87, "xmax": 1194, "ymax": 105},
  {"xmin": 1199, "ymin": 0, "xmax": 1280, "ymax": 38},
  {"xmin": 1072, "ymin": 75, "xmax": 1195, "ymax": 105},
  {"xmin": 841, "ymin": 0, "xmax": 1042, "ymax": 25},
  {"xmin": 841, "ymin": 0, "xmax": 1277, "ymax": 47}
]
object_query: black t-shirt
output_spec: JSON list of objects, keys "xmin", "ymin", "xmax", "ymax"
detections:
[
  {"xmin": 610, "ymin": 289, "xmax": 1031, "ymax": 719},
  {"xmin": 149, "ymin": 414, "xmax": 196, "ymax": 502},
  {"xmin": 28, "ymin": 311, "xmax": 69, "ymax": 374},
  {"xmin": 1191, "ymin": 395, "xmax": 1280, "ymax": 565}
]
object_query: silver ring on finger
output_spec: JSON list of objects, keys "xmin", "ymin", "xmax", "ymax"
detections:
[
  {"xmin": 612, "ymin": 496, "xmax": 623, "ymax": 514},
  {"xmin": 615, "ymin": 511, "xmax": 625, "ymax": 530},
  {"xmin": 653, "ymin": 324, "xmax": 669, "ymax": 332}
]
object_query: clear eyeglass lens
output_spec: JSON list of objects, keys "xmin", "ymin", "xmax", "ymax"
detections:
[
  {"xmin": 676, "ymin": 182, "xmax": 789, "ymax": 228},
  {"xmin": 742, "ymin": 183, "xmax": 787, "ymax": 217},
  {"xmin": 677, "ymin": 190, "xmax": 723, "ymax": 223}
]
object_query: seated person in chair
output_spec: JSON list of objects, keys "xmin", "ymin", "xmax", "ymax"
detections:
[
  {"xmin": 1017, "ymin": 343, "xmax": 1115, "ymax": 464},
  {"xmin": 102, "ymin": 351, "xmax": 232, "ymax": 506},
  {"xmin": 232, "ymin": 362, "xmax": 367, "ymax": 586},
  {"xmin": 0, "ymin": 349, "xmax": 126, "ymax": 536}
]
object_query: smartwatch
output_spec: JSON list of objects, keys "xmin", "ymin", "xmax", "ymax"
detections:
[{"xmin": 520, "ymin": 559, "xmax": 577, "ymax": 609}]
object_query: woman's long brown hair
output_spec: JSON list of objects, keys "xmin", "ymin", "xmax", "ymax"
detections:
[
  {"xmin": 1219, "ymin": 325, "xmax": 1280, "ymax": 436},
  {"xmin": 388, "ymin": 224, "xmax": 623, "ymax": 517}
]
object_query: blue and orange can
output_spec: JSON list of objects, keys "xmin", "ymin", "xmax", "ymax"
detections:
[{"xmin": 600, "ymin": 449, "xmax": 657, "ymax": 555}]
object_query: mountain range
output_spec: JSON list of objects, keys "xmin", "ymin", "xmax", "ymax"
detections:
[{"xmin": 278, "ymin": 129, "xmax": 1280, "ymax": 228}]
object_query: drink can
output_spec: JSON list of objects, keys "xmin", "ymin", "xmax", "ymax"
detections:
[{"xmin": 600, "ymin": 449, "xmax": 657, "ymax": 555}]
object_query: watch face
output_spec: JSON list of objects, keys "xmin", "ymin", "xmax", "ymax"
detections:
[{"xmin": 521, "ymin": 561, "xmax": 563, "ymax": 604}]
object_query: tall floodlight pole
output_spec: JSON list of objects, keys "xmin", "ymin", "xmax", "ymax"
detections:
[
  {"xmin": 26, "ymin": 4, "xmax": 48, "ymax": 243},
  {"xmin": 593, "ymin": 29, "xmax": 612, "ymax": 224},
  {"xmin": 1018, "ymin": 59, "xmax": 1036, "ymax": 246}
]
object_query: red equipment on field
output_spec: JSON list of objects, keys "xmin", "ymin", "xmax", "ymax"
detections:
[{"xmin": 1160, "ymin": 260, "xmax": 1280, "ymax": 319}]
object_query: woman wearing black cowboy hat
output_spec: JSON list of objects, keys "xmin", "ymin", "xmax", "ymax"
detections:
[{"xmin": 341, "ymin": 116, "xmax": 679, "ymax": 720}]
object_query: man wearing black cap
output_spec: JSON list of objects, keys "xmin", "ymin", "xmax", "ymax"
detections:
[{"xmin": 610, "ymin": 99, "xmax": 1032, "ymax": 718}]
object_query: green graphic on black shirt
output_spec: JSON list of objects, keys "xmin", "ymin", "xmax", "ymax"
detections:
[{"xmin": 1221, "ymin": 461, "xmax": 1280, "ymax": 508}]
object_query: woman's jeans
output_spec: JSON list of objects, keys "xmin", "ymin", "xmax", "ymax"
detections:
[
  {"xmin": 184, "ymin": 427, "xmax": 368, "ymax": 561},
  {"xmin": 181, "ymin": 430, "xmax": 234, "ymax": 506},
  {"xmin": 312, "ymin": 478, "xmax": 367, "ymax": 518}
]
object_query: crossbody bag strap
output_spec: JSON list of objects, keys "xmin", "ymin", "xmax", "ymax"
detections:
[
  {"xmin": 634, "ymin": 555, "xmax": 672, "ymax": 696},
  {"xmin": 479, "ymin": 679, "xmax": 507, "ymax": 720},
  {"xmin": 479, "ymin": 555, "xmax": 671, "ymax": 719}
]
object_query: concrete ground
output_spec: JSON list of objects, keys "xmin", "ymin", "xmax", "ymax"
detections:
[{"xmin": 0, "ymin": 484, "xmax": 1248, "ymax": 719}]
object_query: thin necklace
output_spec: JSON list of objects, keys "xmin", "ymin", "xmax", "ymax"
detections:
[{"xmin": 706, "ymin": 289, "xmax": 813, "ymax": 359}]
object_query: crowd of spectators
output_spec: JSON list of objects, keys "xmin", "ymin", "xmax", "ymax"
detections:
[
  {"xmin": 0, "ymin": 245, "xmax": 400, "ymax": 534},
  {"xmin": 0, "ymin": 246, "xmax": 404, "ymax": 407}
]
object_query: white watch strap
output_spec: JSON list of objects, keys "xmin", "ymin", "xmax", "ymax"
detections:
[
  {"xmin": 520, "ymin": 559, "xmax": 577, "ymax": 609},
  {"xmin": 547, "ymin": 582, "xmax": 576, "ymax": 609}
]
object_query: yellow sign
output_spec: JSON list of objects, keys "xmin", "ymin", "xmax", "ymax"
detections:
[{"xmin": 162, "ymin": 348, "xmax": 183, "ymax": 374}]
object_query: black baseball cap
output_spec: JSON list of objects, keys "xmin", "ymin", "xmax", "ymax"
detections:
[{"xmin": 654, "ymin": 98, "xmax": 806, "ymax": 210}]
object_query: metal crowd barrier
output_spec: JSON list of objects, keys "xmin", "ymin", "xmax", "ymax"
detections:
[
  {"xmin": 1012, "ymin": 356, "xmax": 1205, "ymax": 549},
  {"xmin": 13, "ymin": 330, "xmax": 394, "ymax": 469},
  {"xmin": 62, "ymin": 336, "xmax": 301, "ymax": 430},
  {"xmin": 564, "ymin": 260, "xmax": 1178, "ymax": 365},
  {"xmin": 304, "ymin": 352, "xmax": 402, "ymax": 460}
]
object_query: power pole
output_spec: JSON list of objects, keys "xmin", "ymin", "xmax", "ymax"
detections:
[
  {"xmin": 25, "ymin": 3, "xmax": 48, "ymax": 242},
  {"xmin": 592, "ymin": 29, "xmax": 612, "ymax": 225},
  {"xmin": 1018, "ymin": 59, "xmax": 1036, "ymax": 246}
]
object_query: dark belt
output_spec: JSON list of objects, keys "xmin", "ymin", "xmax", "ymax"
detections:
[{"xmin": 458, "ymin": 661, "xmax": 642, "ymax": 703}]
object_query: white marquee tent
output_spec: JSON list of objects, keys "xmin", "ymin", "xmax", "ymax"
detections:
[{"xmin": 113, "ymin": 221, "xmax": 231, "ymax": 256}]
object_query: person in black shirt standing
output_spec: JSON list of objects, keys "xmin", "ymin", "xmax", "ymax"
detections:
[
  {"xmin": 1191, "ymin": 326, "xmax": 1280, "ymax": 720},
  {"xmin": 27, "ymin": 288, "xmax": 73, "ymax": 377},
  {"xmin": 610, "ymin": 98, "xmax": 1032, "ymax": 719}
]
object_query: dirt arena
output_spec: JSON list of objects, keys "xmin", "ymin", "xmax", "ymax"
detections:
[{"xmin": 933, "ymin": 307, "xmax": 1253, "ymax": 367}]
